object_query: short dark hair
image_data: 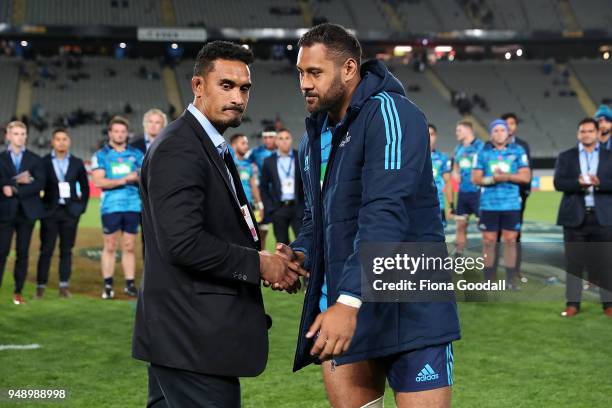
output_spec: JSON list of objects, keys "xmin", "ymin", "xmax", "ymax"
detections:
[
  {"xmin": 457, "ymin": 120, "xmax": 473, "ymax": 130},
  {"xmin": 501, "ymin": 112, "xmax": 518, "ymax": 122},
  {"xmin": 578, "ymin": 117, "xmax": 599, "ymax": 130},
  {"xmin": 193, "ymin": 41, "xmax": 254, "ymax": 77},
  {"xmin": 229, "ymin": 133, "xmax": 246, "ymax": 144},
  {"xmin": 52, "ymin": 128, "xmax": 69, "ymax": 138},
  {"xmin": 428, "ymin": 123, "xmax": 437, "ymax": 132},
  {"xmin": 298, "ymin": 23, "xmax": 361, "ymax": 66},
  {"xmin": 108, "ymin": 116, "xmax": 130, "ymax": 131}
]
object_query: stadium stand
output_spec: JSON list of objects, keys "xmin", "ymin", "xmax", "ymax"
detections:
[
  {"xmin": 310, "ymin": 0, "xmax": 357, "ymax": 30},
  {"xmin": 570, "ymin": 59, "xmax": 612, "ymax": 106},
  {"xmin": 389, "ymin": 62, "xmax": 463, "ymax": 153},
  {"xmin": 26, "ymin": 56, "xmax": 167, "ymax": 158},
  {"xmin": 570, "ymin": 0, "xmax": 612, "ymax": 31},
  {"xmin": 433, "ymin": 59, "xmax": 585, "ymax": 157},
  {"xmin": 176, "ymin": 59, "xmax": 305, "ymax": 140},
  {"xmin": 0, "ymin": 0, "xmax": 12, "ymax": 23},
  {"xmin": 25, "ymin": 0, "xmax": 163, "ymax": 26},
  {"xmin": 173, "ymin": 0, "xmax": 304, "ymax": 28},
  {"xmin": 0, "ymin": 57, "xmax": 19, "ymax": 127},
  {"xmin": 394, "ymin": 0, "xmax": 441, "ymax": 33}
]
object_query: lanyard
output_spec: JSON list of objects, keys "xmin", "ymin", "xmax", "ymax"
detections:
[
  {"xmin": 279, "ymin": 154, "xmax": 294, "ymax": 178},
  {"xmin": 53, "ymin": 155, "xmax": 70, "ymax": 182},
  {"xmin": 583, "ymin": 150, "xmax": 595, "ymax": 173}
]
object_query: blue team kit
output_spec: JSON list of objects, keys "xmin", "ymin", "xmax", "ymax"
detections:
[{"xmin": 290, "ymin": 60, "xmax": 460, "ymax": 386}]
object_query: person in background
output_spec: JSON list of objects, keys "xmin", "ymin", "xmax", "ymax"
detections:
[
  {"xmin": 594, "ymin": 104, "xmax": 612, "ymax": 151},
  {"xmin": 36, "ymin": 128, "xmax": 89, "ymax": 298},
  {"xmin": 230, "ymin": 133, "xmax": 263, "ymax": 218},
  {"xmin": 0, "ymin": 121, "xmax": 45, "ymax": 305},
  {"xmin": 472, "ymin": 119, "xmax": 530, "ymax": 289},
  {"xmin": 429, "ymin": 124, "xmax": 453, "ymax": 227},
  {"xmin": 501, "ymin": 112, "xmax": 532, "ymax": 282},
  {"xmin": 261, "ymin": 129, "xmax": 303, "ymax": 245},
  {"xmin": 452, "ymin": 120, "xmax": 484, "ymax": 257},
  {"xmin": 130, "ymin": 108, "xmax": 168, "ymax": 154},
  {"xmin": 554, "ymin": 118, "xmax": 612, "ymax": 318},
  {"xmin": 91, "ymin": 116, "xmax": 144, "ymax": 300},
  {"xmin": 249, "ymin": 127, "xmax": 277, "ymax": 245}
]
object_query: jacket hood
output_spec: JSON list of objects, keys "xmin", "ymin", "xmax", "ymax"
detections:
[{"xmin": 349, "ymin": 59, "xmax": 406, "ymax": 109}]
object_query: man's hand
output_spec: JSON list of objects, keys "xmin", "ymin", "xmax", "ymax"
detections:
[
  {"xmin": 589, "ymin": 174, "xmax": 600, "ymax": 187},
  {"xmin": 124, "ymin": 172, "xmax": 139, "ymax": 184},
  {"xmin": 2, "ymin": 185, "xmax": 13, "ymax": 197},
  {"xmin": 272, "ymin": 243, "xmax": 308, "ymax": 293},
  {"xmin": 579, "ymin": 174, "xmax": 592, "ymax": 188},
  {"xmin": 306, "ymin": 302, "xmax": 358, "ymax": 361},
  {"xmin": 15, "ymin": 171, "xmax": 32, "ymax": 185},
  {"xmin": 493, "ymin": 171, "xmax": 509, "ymax": 183},
  {"xmin": 259, "ymin": 251, "xmax": 307, "ymax": 291}
]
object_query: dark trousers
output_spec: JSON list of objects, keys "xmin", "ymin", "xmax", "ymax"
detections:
[
  {"xmin": 564, "ymin": 212, "xmax": 612, "ymax": 308},
  {"xmin": 0, "ymin": 208, "xmax": 36, "ymax": 294},
  {"xmin": 271, "ymin": 204, "xmax": 302, "ymax": 245},
  {"xmin": 147, "ymin": 364, "xmax": 240, "ymax": 408},
  {"xmin": 493, "ymin": 192, "xmax": 528, "ymax": 272},
  {"xmin": 36, "ymin": 206, "xmax": 80, "ymax": 286}
]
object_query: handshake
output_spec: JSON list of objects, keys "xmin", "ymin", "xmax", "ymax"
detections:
[{"xmin": 259, "ymin": 243, "xmax": 309, "ymax": 294}]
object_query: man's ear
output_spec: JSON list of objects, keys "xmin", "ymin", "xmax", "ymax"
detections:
[
  {"xmin": 192, "ymin": 75, "xmax": 205, "ymax": 99},
  {"xmin": 343, "ymin": 58, "xmax": 359, "ymax": 82}
]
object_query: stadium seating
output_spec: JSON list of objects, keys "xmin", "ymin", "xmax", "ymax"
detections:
[
  {"xmin": 0, "ymin": 0, "xmax": 12, "ymax": 23},
  {"xmin": 433, "ymin": 59, "xmax": 585, "ymax": 157},
  {"xmin": 25, "ymin": 0, "xmax": 163, "ymax": 26},
  {"xmin": 570, "ymin": 59, "xmax": 612, "ymax": 106},
  {"xmin": 389, "ymin": 62, "xmax": 463, "ymax": 153},
  {"xmin": 570, "ymin": 0, "xmax": 612, "ymax": 31},
  {"xmin": 28, "ymin": 56, "xmax": 168, "ymax": 159},
  {"xmin": 173, "ymin": 0, "xmax": 304, "ymax": 28},
  {"xmin": 0, "ymin": 57, "xmax": 19, "ymax": 128}
]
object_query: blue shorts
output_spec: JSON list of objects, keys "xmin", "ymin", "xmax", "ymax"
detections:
[
  {"xmin": 378, "ymin": 343, "xmax": 454, "ymax": 392},
  {"xmin": 102, "ymin": 211, "xmax": 140, "ymax": 234},
  {"xmin": 456, "ymin": 191, "xmax": 480, "ymax": 217},
  {"xmin": 478, "ymin": 210, "xmax": 521, "ymax": 232}
]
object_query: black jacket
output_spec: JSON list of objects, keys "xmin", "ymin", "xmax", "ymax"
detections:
[
  {"xmin": 260, "ymin": 150, "xmax": 304, "ymax": 218},
  {"xmin": 41, "ymin": 153, "xmax": 90, "ymax": 218},
  {"xmin": 554, "ymin": 146, "xmax": 612, "ymax": 227},
  {"xmin": 0, "ymin": 149, "xmax": 45, "ymax": 221},
  {"xmin": 132, "ymin": 109, "xmax": 268, "ymax": 377},
  {"xmin": 129, "ymin": 135, "xmax": 148, "ymax": 155}
]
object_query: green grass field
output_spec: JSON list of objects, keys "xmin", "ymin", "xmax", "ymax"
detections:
[{"xmin": 1, "ymin": 191, "xmax": 611, "ymax": 408}]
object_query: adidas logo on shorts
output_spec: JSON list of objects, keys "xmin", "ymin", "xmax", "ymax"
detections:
[{"xmin": 415, "ymin": 364, "xmax": 439, "ymax": 382}]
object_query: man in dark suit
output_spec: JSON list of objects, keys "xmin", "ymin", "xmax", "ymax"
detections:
[
  {"xmin": 554, "ymin": 117, "xmax": 612, "ymax": 318},
  {"xmin": 132, "ymin": 41, "xmax": 306, "ymax": 407},
  {"xmin": 261, "ymin": 129, "xmax": 304, "ymax": 245},
  {"xmin": 129, "ymin": 108, "xmax": 168, "ymax": 155},
  {"xmin": 0, "ymin": 121, "xmax": 45, "ymax": 305},
  {"xmin": 35, "ymin": 129, "xmax": 89, "ymax": 299}
]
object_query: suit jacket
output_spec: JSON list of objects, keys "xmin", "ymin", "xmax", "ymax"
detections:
[
  {"xmin": 0, "ymin": 149, "xmax": 45, "ymax": 221},
  {"xmin": 132, "ymin": 109, "xmax": 268, "ymax": 377},
  {"xmin": 129, "ymin": 135, "xmax": 148, "ymax": 155},
  {"xmin": 260, "ymin": 150, "xmax": 304, "ymax": 218},
  {"xmin": 554, "ymin": 146, "xmax": 612, "ymax": 227},
  {"xmin": 41, "ymin": 153, "xmax": 90, "ymax": 218}
]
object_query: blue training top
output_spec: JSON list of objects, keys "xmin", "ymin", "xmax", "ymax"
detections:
[{"xmin": 454, "ymin": 138, "xmax": 485, "ymax": 193}]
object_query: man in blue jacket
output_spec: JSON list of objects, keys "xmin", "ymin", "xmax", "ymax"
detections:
[{"xmin": 279, "ymin": 24, "xmax": 460, "ymax": 407}]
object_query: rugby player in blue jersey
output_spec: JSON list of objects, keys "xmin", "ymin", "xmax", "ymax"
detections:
[
  {"xmin": 230, "ymin": 133, "xmax": 263, "ymax": 218},
  {"xmin": 472, "ymin": 119, "xmax": 530, "ymax": 287},
  {"xmin": 452, "ymin": 120, "xmax": 484, "ymax": 256},
  {"xmin": 249, "ymin": 127, "xmax": 277, "ymax": 244},
  {"xmin": 91, "ymin": 116, "xmax": 144, "ymax": 299},
  {"xmin": 429, "ymin": 124, "xmax": 454, "ymax": 227}
]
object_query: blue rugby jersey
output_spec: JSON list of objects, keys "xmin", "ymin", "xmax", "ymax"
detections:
[
  {"xmin": 473, "ymin": 142, "xmax": 529, "ymax": 211},
  {"xmin": 431, "ymin": 150, "xmax": 451, "ymax": 210},
  {"xmin": 454, "ymin": 138, "xmax": 484, "ymax": 193},
  {"xmin": 91, "ymin": 144, "xmax": 144, "ymax": 215}
]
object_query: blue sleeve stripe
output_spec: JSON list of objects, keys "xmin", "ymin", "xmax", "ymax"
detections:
[
  {"xmin": 372, "ymin": 95, "xmax": 393, "ymax": 170},
  {"xmin": 382, "ymin": 92, "xmax": 403, "ymax": 169},
  {"xmin": 380, "ymin": 92, "xmax": 397, "ymax": 169}
]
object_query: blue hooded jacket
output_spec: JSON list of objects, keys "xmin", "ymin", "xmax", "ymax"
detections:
[{"xmin": 290, "ymin": 60, "xmax": 461, "ymax": 371}]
